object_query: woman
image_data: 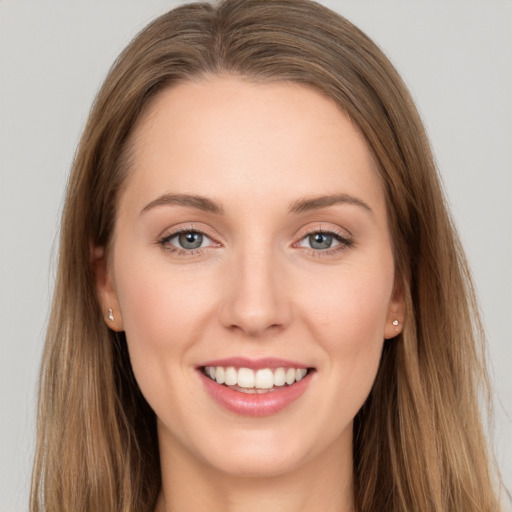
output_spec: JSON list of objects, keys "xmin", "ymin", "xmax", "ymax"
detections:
[{"xmin": 30, "ymin": 0, "xmax": 503, "ymax": 510}]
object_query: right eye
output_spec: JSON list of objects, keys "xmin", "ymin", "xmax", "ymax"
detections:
[
  {"xmin": 299, "ymin": 232, "xmax": 341, "ymax": 251},
  {"xmin": 158, "ymin": 229, "xmax": 217, "ymax": 254}
]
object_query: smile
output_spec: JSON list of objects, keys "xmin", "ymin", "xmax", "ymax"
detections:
[
  {"xmin": 198, "ymin": 359, "xmax": 315, "ymax": 416},
  {"xmin": 203, "ymin": 366, "xmax": 309, "ymax": 393}
]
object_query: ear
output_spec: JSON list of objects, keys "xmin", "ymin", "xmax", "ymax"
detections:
[
  {"xmin": 91, "ymin": 245, "xmax": 124, "ymax": 331},
  {"xmin": 384, "ymin": 277, "xmax": 405, "ymax": 340}
]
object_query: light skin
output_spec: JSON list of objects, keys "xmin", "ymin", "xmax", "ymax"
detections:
[{"xmin": 95, "ymin": 76, "xmax": 404, "ymax": 512}]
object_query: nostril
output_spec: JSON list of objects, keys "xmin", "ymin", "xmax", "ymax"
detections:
[{"xmin": 218, "ymin": 271, "xmax": 293, "ymax": 336}]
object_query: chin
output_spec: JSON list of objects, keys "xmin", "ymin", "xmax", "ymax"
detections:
[
  {"xmin": 206, "ymin": 446, "xmax": 308, "ymax": 479},
  {"xmin": 188, "ymin": 419, "xmax": 347, "ymax": 480}
]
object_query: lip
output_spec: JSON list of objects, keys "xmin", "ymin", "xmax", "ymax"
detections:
[
  {"xmin": 199, "ymin": 357, "xmax": 309, "ymax": 370},
  {"xmin": 197, "ymin": 358, "xmax": 314, "ymax": 417}
]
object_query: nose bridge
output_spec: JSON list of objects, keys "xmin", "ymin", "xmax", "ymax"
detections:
[{"xmin": 220, "ymin": 238, "xmax": 291, "ymax": 336}]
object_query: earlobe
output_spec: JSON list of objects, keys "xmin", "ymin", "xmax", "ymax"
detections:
[
  {"xmin": 384, "ymin": 278, "xmax": 406, "ymax": 340},
  {"xmin": 384, "ymin": 318, "xmax": 402, "ymax": 339},
  {"xmin": 91, "ymin": 245, "xmax": 124, "ymax": 332}
]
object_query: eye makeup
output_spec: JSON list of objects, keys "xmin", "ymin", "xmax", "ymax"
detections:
[{"xmin": 156, "ymin": 223, "xmax": 354, "ymax": 259}]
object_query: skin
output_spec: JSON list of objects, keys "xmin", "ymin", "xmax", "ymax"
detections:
[{"xmin": 95, "ymin": 76, "xmax": 404, "ymax": 512}]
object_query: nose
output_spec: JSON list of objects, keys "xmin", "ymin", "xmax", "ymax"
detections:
[{"xmin": 219, "ymin": 246, "xmax": 292, "ymax": 338}]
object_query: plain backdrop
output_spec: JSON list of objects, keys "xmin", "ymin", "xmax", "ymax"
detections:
[{"xmin": 1, "ymin": 1, "xmax": 511, "ymax": 510}]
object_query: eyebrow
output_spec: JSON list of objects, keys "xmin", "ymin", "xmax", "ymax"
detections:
[
  {"xmin": 140, "ymin": 192, "xmax": 372, "ymax": 216},
  {"xmin": 288, "ymin": 193, "xmax": 373, "ymax": 215},
  {"xmin": 140, "ymin": 193, "xmax": 224, "ymax": 216}
]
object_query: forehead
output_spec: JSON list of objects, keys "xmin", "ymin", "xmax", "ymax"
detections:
[{"xmin": 119, "ymin": 75, "xmax": 386, "ymax": 219}]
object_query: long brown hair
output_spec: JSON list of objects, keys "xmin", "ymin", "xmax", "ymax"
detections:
[{"xmin": 31, "ymin": 1, "xmax": 501, "ymax": 510}]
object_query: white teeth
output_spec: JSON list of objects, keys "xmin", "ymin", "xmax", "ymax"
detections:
[
  {"xmin": 237, "ymin": 368, "xmax": 255, "ymax": 388},
  {"xmin": 204, "ymin": 365, "xmax": 309, "ymax": 389},
  {"xmin": 215, "ymin": 366, "xmax": 225, "ymax": 385},
  {"xmin": 295, "ymin": 368, "xmax": 307, "ymax": 382},
  {"xmin": 273, "ymin": 367, "xmax": 286, "ymax": 386},
  {"xmin": 224, "ymin": 366, "xmax": 237, "ymax": 386},
  {"xmin": 255, "ymin": 369, "xmax": 274, "ymax": 389},
  {"xmin": 285, "ymin": 368, "xmax": 296, "ymax": 385}
]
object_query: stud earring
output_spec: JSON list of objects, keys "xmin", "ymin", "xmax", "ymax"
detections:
[
  {"xmin": 392, "ymin": 319, "xmax": 399, "ymax": 326},
  {"xmin": 108, "ymin": 308, "xmax": 115, "ymax": 322}
]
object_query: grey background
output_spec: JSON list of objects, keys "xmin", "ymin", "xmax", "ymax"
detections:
[{"xmin": 1, "ymin": 1, "xmax": 511, "ymax": 510}]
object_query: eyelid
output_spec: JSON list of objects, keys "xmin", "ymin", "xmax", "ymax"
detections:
[
  {"xmin": 295, "ymin": 223, "xmax": 351, "ymax": 241},
  {"xmin": 157, "ymin": 225, "xmax": 221, "ymax": 254},
  {"xmin": 292, "ymin": 224, "xmax": 354, "ymax": 255},
  {"xmin": 155, "ymin": 222, "xmax": 353, "ymax": 258},
  {"xmin": 297, "ymin": 232, "xmax": 342, "ymax": 249}
]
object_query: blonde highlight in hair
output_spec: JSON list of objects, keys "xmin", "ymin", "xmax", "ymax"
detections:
[{"xmin": 31, "ymin": 1, "xmax": 501, "ymax": 510}]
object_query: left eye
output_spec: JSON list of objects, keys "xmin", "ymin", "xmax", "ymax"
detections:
[
  {"xmin": 299, "ymin": 232, "xmax": 342, "ymax": 250},
  {"xmin": 165, "ymin": 231, "xmax": 213, "ymax": 250}
]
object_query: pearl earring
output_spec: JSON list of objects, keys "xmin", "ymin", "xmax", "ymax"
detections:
[
  {"xmin": 392, "ymin": 319, "xmax": 399, "ymax": 326},
  {"xmin": 108, "ymin": 308, "xmax": 115, "ymax": 322}
]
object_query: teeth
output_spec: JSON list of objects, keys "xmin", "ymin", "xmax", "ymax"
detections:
[
  {"xmin": 286, "ymin": 368, "xmax": 296, "ymax": 385},
  {"xmin": 216, "ymin": 366, "xmax": 225, "ymax": 385},
  {"xmin": 237, "ymin": 368, "xmax": 255, "ymax": 388},
  {"xmin": 255, "ymin": 369, "xmax": 273, "ymax": 389},
  {"xmin": 204, "ymin": 366, "xmax": 309, "ymax": 389},
  {"xmin": 274, "ymin": 367, "xmax": 286, "ymax": 386},
  {"xmin": 224, "ymin": 367, "xmax": 237, "ymax": 386},
  {"xmin": 295, "ymin": 368, "xmax": 307, "ymax": 382}
]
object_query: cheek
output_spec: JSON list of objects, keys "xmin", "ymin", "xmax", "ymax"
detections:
[
  {"xmin": 119, "ymin": 268, "xmax": 212, "ymax": 345},
  {"xmin": 300, "ymin": 260, "xmax": 393, "ymax": 404},
  {"xmin": 112, "ymin": 254, "xmax": 220, "ymax": 400},
  {"xmin": 304, "ymin": 264, "xmax": 393, "ymax": 347}
]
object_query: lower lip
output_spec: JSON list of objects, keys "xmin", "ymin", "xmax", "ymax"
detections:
[{"xmin": 199, "ymin": 370, "xmax": 312, "ymax": 417}]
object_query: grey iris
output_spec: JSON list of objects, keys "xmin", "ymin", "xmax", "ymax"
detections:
[
  {"xmin": 309, "ymin": 233, "xmax": 333, "ymax": 250},
  {"xmin": 179, "ymin": 232, "xmax": 203, "ymax": 249}
]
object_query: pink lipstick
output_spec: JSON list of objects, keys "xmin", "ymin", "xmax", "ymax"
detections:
[{"xmin": 198, "ymin": 358, "xmax": 314, "ymax": 416}]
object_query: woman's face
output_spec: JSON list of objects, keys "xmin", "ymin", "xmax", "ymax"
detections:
[{"xmin": 97, "ymin": 76, "xmax": 404, "ymax": 478}]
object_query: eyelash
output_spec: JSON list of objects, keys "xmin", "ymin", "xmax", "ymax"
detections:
[
  {"xmin": 157, "ymin": 227, "xmax": 218, "ymax": 257},
  {"xmin": 157, "ymin": 226, "xmax": 353, "ymax": 258},
  {"xmin": 296, "ymin": 228, "xmax": 353, "ymax": 257}
]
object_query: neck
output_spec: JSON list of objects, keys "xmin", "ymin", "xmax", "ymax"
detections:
[{"xmin": 155, "ymin": 427, "xmax": 355, "ymax": 512}]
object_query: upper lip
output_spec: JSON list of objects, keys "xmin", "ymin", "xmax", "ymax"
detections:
[{"xmin": 198, "ymin": 357, "xmax": 311, "ymax": 370}]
